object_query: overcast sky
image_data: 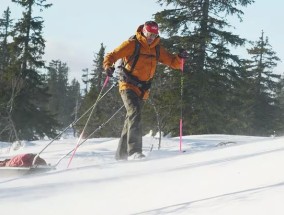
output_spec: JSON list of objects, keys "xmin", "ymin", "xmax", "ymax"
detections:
[{"xmin": 1, "ymin": 0, "xmax": 283, "ymax": 82}]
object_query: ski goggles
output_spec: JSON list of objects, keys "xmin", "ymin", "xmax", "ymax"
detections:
[{"xmin": 144, "ymin": 31, "xmax": 158, "ymax": 40}]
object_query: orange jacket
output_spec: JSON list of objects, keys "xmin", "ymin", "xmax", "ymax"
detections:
[{"xmin": 103, "ymin": 25, "xmax": 182, "ymax": 99}]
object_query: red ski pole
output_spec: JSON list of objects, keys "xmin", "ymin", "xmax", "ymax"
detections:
[
  {"xmin": 67, "ymin": 76, "xmax": 110, "ymax": 168},
  {"xmin": 179, "ymin": 58, "xmax": 185, "ymax": 152}
]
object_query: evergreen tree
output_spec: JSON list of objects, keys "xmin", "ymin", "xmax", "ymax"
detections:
[
  {"xmin": 153, "ymin": 0, "xmax": 254, "ymax": 134},
  {"xmin": 78, "ymin": 44, "xmax": 124, "ymax": 138},
  {"xmin": 46, "ymin": 60, "xmax": 75, "ymax": 128},
  {"xmin": 67, "ymin": 78, "xmax": 81, "ymax": 136},
  {"xmin": 81, "ymin": 68, "xmax": 89, "ymax": 95},
  {"xmin": 275, "ymin": 75, "xmax": 284, "ymax": 135},
  {"xmin": 91, "ymin": 43, "xmax": 106, "ymax": 90},
  {"xmin": 0, "ymin": 0, "xmax": 57, "ymax": 141},
  {"xmin": 0, "ymin": 7, "xmax": 13, "ymax": 77},
  {"xmin": 246, "ymin": 31, "xmax": 281, "ymax": 135},
  {"xmin": 0, "ymin": 7, "xmax": 14, "ymax": 140}
]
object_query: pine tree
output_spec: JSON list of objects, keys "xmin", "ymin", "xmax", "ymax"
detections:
[
  {"xmin": 91, "ymin": 43, "xmax": 105, "ymax": 90},
  {"xmin": 1, "ymin": 0, "xmax": 57, "ymax": 141},
  {"xmin": 275, "ymin": 76, "xmax": 284, "ymax": 135},
  {"xmin": 0, "ymin": 7, "xmax": 13, "ymax": 77},
  {"xmin": 0, "ymin": 7, "xmax": 14, "ymax": 140},
  {"xmin": 46, "ymin": 60, "xmax": 75, "ymax": 128},
  {"xmin": 246, "ymin": 31, "xmax": 281, "ymax": 135},
  {"xmin": 78, "ymin": 44, "xmax": 124, "ymax": 138},
  {"xmin": 67, "ymin": 78, "xmax": 81, "ymax": 136},
  {"xmin": 153, "ymin": 0, "xmax": 254, "ymax": 134},
  {"xmin": 81, "ymin": 68, "xmax": 89, "ymax": 95}
]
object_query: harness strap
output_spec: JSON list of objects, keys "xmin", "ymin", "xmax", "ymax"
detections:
[
  {"xmin": 120, "ymin": 67, "xmax": 152, "ymax": 91},
  {"xmin": 125, "ymin": 36, "xmax": 160, "ymax": 73},
  {"xmin": 129, "ymin": 41, "xmax": 141, "ymax": 72}
]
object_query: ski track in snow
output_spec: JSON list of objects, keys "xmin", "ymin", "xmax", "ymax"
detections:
[{"xmin": 1, "ymin": 134, "xmax": 284, "ymax": 215}]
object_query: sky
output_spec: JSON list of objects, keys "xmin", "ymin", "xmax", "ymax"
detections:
[
  {"xmin": 1, "ymin": 0, "xmax": 284, "ymax": 83},
  {"xmin": 1, "ymin": 134, "xmax": 284, "ymax": 214}
]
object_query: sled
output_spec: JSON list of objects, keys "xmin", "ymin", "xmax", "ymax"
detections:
[{"xmin": 0, "ymin": 165, "xmax": 55, "ymax": 177}]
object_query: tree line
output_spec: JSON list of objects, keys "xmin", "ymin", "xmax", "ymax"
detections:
[{"xmin": 0, "ymin": 0, "xmax": 283, "ymax": 143}]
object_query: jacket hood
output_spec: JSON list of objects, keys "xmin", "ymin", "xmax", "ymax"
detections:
[{"xmin": 135, "ymin": 24, "xmax": 160, "ymax": 48}]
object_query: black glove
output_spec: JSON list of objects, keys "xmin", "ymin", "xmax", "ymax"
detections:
[
  {"xmin": 178, "ymin": 49, "xmax": 189, "ymax": 59},
  {"xmin": 105, "ymin": 67, "xmax": 115, "ymax": 77}
]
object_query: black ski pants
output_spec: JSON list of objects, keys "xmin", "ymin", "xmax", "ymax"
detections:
[{"xmin": 116, "ymin": 89, "xmax": 144, "ymax": 160}]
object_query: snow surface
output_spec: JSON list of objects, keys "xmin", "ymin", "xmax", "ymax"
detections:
[{"xmin": 1, "ymin": 134, "xmax": 284, "ymax": 215}]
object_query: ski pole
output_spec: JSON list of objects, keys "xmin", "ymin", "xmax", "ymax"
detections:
[
  {"xmin": 67, "ymin": 76, "xmax": 110, "ymax": 168},
  {"xmin": 32, "ymin": 78, "xmax": 118, "ymax": 165},
  {"xmin": 179, "ymin": 58, "xmax": 185, "ymax": 152},
  {"xmin": 54, "ymin": 104, "xmax": 124, "ymax": 167}
]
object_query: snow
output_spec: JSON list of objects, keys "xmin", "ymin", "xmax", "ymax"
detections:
[{"xmin": 1, "ymin": 134, "xmax": 284, "ymax": 215}]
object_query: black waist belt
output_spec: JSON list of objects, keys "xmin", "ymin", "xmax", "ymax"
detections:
[{"xmin": 120, "ymin": 67, "xmax": 152, "ymax": 91}]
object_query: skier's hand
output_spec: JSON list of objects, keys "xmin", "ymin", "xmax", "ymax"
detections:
[
  {"xmin": 105, "ymin": 67, "xmax": 115, "ymax": 77},
  {"xmin": 178, "ymin": 49, "xmax": 189, "ymax": 59}
]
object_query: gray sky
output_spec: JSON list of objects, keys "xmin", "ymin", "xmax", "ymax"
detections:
[{"xmin": 1, "ymin": 0, "xmax": 283, "ymax": 81}]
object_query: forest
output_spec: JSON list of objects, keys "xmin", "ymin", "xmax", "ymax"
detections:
[{"xmin": 1, "ymin": 0, "xmax": 284, "ymax": 143}]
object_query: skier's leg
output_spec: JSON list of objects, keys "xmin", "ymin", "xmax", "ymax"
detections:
[
  {"xmin": 121, "ymin": 90, "xmax": 144, "ymax": 156},
  {"xmin": 116, "ymin": 116, "xmax": 128, "ymax": 160}
]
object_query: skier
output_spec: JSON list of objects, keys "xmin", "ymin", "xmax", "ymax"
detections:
[{"xmin": 103, "ymin": 21, "xmax": 188, "ymax": 160}]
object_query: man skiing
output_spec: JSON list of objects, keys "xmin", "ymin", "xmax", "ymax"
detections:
[{"xmin": 103, "ymin": 21, "xmax": 187, "ymax": 160}]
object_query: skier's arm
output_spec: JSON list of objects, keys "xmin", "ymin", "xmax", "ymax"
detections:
[
  {"xmin": 103, "ymin": 40, "xmax": 136, "ymax": 70},
  {"xmin": 158, "ymin": 46, "xmax": 183, "ymax": 70}
]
